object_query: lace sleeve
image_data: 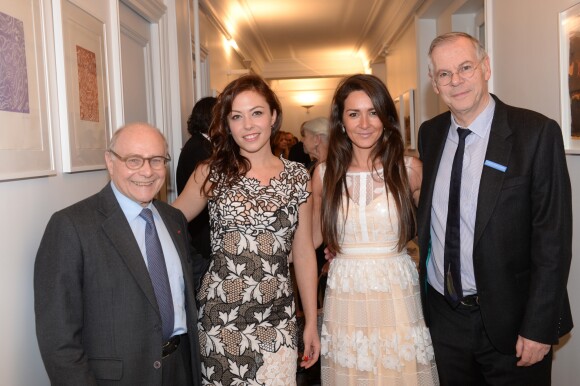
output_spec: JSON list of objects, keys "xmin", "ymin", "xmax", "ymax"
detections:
[{"xmin": 285, "ymin": 159, "xmax": 311, "ymax": 206}]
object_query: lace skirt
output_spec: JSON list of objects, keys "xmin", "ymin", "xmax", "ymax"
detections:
[{"xmin": 320, "ymin": 248, "xmax": 439, "ymax": 386}]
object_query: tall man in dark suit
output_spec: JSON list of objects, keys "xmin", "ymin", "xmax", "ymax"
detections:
[
  {"xmin": 417, "ymin": 32, "xmax": 573, "ymax": 385},
  {"xmin": 34, "ymin": 123, "xmax": 202, "ymax": 385}
]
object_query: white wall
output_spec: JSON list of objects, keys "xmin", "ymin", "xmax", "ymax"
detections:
[
  {"xmin": 386, "ymin": 22, "xmax": 418, "ymax": 98},
  {"xmin": 197, "ymin": 10, "xmax": 247, "ymax": 96},
  {"xmin": 490, "ymin": 0, "xmax": 580, "ymax": 383},
  {"xmin": 0, "ymin": 171, "xmax": 109, "ymax": 385}
]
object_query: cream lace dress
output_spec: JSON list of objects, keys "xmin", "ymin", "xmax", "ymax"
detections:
[{"xmin": 320, "ymin": 163, "xmax": 439, "ymax": 386}]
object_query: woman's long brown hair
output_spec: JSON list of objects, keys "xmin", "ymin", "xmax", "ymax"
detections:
[
  {"xmin": 322, "ymin": 74, "xmax": 415, "ymax": 252},
  {"xmin": 201, "ymin": 75, "xmax": 283, "ymax": 195}
]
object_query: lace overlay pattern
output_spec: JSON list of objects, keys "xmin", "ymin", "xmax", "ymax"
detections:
[
  {"xmin": 320, "ymin": 164, "xmax": 439, "ymax": 385},
  {"xmin": 198, "ymin": 158, "xmax": 310, "ymax": 385}
]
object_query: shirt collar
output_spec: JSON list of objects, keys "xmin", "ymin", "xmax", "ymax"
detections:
[
  {"xmin": 110, "ymin": 181, "xmax": 154, "ymax": 221},
  {"xmin": 450, "ymin": 94, "xmax": 496, "ymax": 139}
]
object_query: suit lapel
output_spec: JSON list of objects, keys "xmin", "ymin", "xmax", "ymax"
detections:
[
  {"xmin": 99, "ymin": 185, "xmax": 160, "ymax": 314},
  {"xmin": 474, "ymin": 97, "xmax": 513, "ymax": 247}
]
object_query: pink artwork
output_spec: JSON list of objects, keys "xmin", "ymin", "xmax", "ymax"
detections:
[
  {"xmin": 0, "ymin": 11, "xmax": 30, "ymax": 113},
  {"xmin": 76, "ymin": 45, "xmax": 99, "ymax": 122}
]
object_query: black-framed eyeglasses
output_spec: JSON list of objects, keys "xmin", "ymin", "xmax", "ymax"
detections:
[
  {"xmin": 434, "ymin": 58, "xmax": 485, "ymax": 86},
  {"xmin": 108, "ymin": 150, "xmax": 171, "ymax": 170}
]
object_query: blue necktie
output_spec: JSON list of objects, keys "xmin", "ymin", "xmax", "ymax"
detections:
[
  {"xmin": 140, "ymin": 208, "xmax": 174, "ymax": 341},
  {"xmin": 444, "ymin": 127, "xmax": 471, "ymax": 306}
]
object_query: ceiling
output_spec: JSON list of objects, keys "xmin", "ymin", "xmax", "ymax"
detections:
[{"xmin": 199, "ymin": 0, "xmax": 428, "ymax": 79}]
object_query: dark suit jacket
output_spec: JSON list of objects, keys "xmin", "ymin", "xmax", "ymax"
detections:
[
  {"xmin": 34, "ymin": 184, "xmax": 202, "ymax": 385},
  {"xmin": 417, "ymin": 95, "xmax": 573, "ymax": 354},
  {"xmin": 176, "ymin": 132, "xmax": 212, "ymax": 261}
]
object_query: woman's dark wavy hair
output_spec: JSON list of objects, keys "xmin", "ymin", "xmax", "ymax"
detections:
[
  {"xmin": 203, "ymin": 74, "xmax": 282, "ymax": 195},
  {"xmin": 322, "ymin": 74, "xmax": 415, "ymax": 252},
  {"xmin": 187, "ymin": 96, "xmax": 217, "ymax": 135}
]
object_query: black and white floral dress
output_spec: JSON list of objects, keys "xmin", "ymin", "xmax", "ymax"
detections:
[{"xmin": 198, "ymin": 158, "xmax": 310, "ymax": 386}]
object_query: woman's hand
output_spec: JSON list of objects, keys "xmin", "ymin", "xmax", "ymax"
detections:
[{"xmin": 300, "ymin": 322, "xmax": 321, "ymax": 369}]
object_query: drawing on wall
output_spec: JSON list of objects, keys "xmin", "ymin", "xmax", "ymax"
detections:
[
  {"xmin": 76, "ymin": 45, "xmax": 99, "ymax": 122},
  {"xmin": 0, "ymin": 11, "xmax": 30, "ymax": 114},
  {"xmin": 559, "ymin": 3, "xmax": 580, "ymax": 151},
  {"xmin": 566, "ymin": 19, "xmax": 580, "ymax": 138},
  {"xmin": 59, "ymin": 0, "xmax": 110, "ymax": 172},
  {"xmin": 0, "ymin": 0, "xmax": 54, "ymax": 181}
]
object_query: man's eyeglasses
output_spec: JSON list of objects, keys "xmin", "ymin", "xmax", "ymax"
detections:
[
  {"xmin": 434, "ymin": 58, "xmax": 485, "ymax": 86},
  {"xmin": 108, "ymin": 150, "xmax": 171, "ymax": 170}
]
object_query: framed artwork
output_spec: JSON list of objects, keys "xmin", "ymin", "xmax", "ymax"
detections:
[
  {"xmin": 396, "ymin": 89, "xmax": 416, "ymax": 151},
  {"xmin": 0, "ymin": 0, "xmax": 55, "ymax": 181},
  {"xmin": 57, "ymin": 0, "xmax": 110, "ymax": 172},
  {"xmin": 559, "ymin": 3, "xmax": 580, "ymax": 153}
]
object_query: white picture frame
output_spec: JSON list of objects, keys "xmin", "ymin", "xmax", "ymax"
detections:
[
  {"xmin": 56, "ymin": 0, "xmax": 111, "ymax": 172},
  {"xmin": 558, "ymin": 2, "xmax": 580, "ymax": 154},
  {"xmin": 0, "ymin": 0, "xmax": 55, "ymax": 181},
  {"xmin": 396, "ymin": 89, "xmax": 416, "ymax": 151}
]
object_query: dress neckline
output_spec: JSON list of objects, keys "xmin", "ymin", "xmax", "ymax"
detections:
[{"xmin": 241, "ymin": 157, "xmax": 289, "ymax": 187}]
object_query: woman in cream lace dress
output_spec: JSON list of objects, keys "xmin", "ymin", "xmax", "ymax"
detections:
[{"xmin": 312, "ymin": 74, "xmax": 439, "ymax": 385}]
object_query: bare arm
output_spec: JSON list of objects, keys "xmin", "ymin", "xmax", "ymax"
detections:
[
  {"xmin": 172, "ymin": 163, "xmax": 209, "ymax": 221},
  {"xmin": 405, "ymin": 156, "xmax": 423, "ymax": 207},
  {"xmin": 292, "ymin": 180, "xmax": 321, "ymax": 368}
]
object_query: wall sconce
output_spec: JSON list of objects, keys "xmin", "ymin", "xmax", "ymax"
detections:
[{"xmin": 301, "ymin": 105, "xmax": 314, "ymax": 114}]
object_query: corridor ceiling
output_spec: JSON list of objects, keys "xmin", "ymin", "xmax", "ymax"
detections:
[{"xmin": 199, "ymin": 0, "xmax": 429, "ymax": 79}]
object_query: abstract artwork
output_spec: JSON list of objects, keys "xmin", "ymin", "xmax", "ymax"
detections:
[
  {"xmin": 559, "ymin": 3, "xmax": 580, "ymax": 152},
  {"xmin": 76, "ymin": 45, "xmax": 99, "ymax": 122},
  {"xmin": 0, "ymin": 0, "xmax": 54, "ymax": 181},
  {"xmin": 0, "ymin": 11, "xmax": 30, "ymax": 114}
]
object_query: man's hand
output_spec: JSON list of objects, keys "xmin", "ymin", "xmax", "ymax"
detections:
[
  {"xmin": 324, "ymin": 247, "xmax": 335, "ymax": 262},
  {"xmin": 515, "ymin": 335, "xmax": 551, "ymax": 366}
]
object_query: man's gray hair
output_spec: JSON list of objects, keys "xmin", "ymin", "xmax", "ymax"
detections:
[{"xmin": 428, "ymin": 32, "xmax": 487, "ymax": 76}]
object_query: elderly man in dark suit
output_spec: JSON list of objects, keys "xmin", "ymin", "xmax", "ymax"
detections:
[
  {"xmin": 34, "ymin": 122, "xmax": 202, "ymax": 385},
  {"xmin": 417, "ymin": 32, "xmax": 573, "ymax": 385}
]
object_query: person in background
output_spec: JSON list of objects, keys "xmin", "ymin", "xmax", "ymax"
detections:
[
  {"xmin": 272, "ymin": 129, "xmax": 292, "ymax": 158},
  {"xmin": 301, "ymin": 116, "xmax": 330, "ymax": 170},
  {"xmin": 173, "ymin": 74, "xmax": 320, "ymax": 385},
  {"xmin": 312, "ymin": 74, "xmax": 437, "ymax": 385},
  {"xmin": 34, "ymin": 123, "xmax": 202, "ymax": 385},
  {"xmin": 176, "ymin": 96, "xmax": 217, "ymax": 262},
  {"xmin": 288, "ymin": 122, "xmax": 312, "ymax": 167},
  {"xmin": 287, "ymin": 131, "xmax": 299, "ymax": 149},
  {"xmin": 417, "ymin": 32, "xmax": 573, "ymax": 385}
]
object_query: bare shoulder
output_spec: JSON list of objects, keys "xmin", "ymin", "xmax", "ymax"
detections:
[{"xmin": 404, "ymin": 155, "xmax": 422, "ymax": 172}]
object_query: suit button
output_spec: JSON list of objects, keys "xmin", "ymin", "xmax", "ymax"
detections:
[{"xmin": 154, "ymin": 361, "xmax": 161, "ymax": 369}]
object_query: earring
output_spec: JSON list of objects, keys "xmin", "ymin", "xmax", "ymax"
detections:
[{"xmin": 341, "ymin": 124, "xmax": 345, "ymax": 133}]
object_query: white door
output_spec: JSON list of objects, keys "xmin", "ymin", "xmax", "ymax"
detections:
[
  {"xmin": 119, "ymin": 1, "xmax": 169, "ymax": 200},
  {"xmin": 119, "ymin": 1, "xmax": 154, "ymax": 124}
]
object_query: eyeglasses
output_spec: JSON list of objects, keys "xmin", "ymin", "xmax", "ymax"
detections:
[
  {"xmin": 434, "ymin": 58, "xmax": 485, "ymax": 86},
  {"xmin": 108, "ymin": 150, "xmax": 171, "ymax": 170}
]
